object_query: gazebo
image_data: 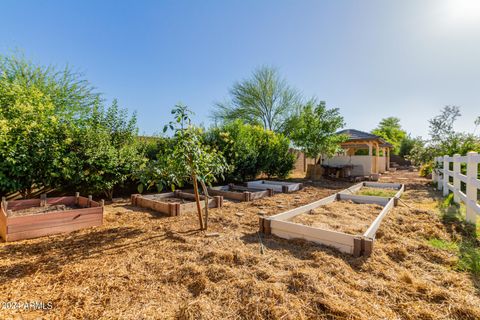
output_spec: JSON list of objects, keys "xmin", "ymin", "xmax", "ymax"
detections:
[{"xmin": 322, "ymin": 129, "xmax": 393, "ymax": 176}]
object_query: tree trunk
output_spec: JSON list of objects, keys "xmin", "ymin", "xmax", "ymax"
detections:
[
  {"xmin": 199, "ymin": 179, "xmax": 209, "ymax": 230},
  {"xmin": 192, "ymin": 175, "xmax": 205, "ymax": 230}
]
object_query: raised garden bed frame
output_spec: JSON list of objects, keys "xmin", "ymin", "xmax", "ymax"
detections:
[
  {"xmin": 207, "ymin": 184, "xmax": 274, "ymax": 202},
  {"xmin": 259, "ymin": 182, "xmax": 404, "ymax": 257},
  {"xmin": 339, "ymin": 182, "xmax": 405, "ymax": 204},
  {"xmin": 246, "ymin": 180, "xmax": 303, "ymax": 193},
  {"xmin": 0, "ymin": 193, "xmax": 104, "ymax": 242},
  {"xmin": 131, "ymin": 191, "xmax": 223, "ymax": 216}
]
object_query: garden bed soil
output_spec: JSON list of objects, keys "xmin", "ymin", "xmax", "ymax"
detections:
[
  {"xmin": 288, "ymin": 200, "xmax": 383, "ymax": 234},
  {"xmin": 142, "ymin": 195, "xmax": 193, "ymax": 204},
  {"xmin": 8, "ymin": 204, "xmax": 82, "ymax": 217},
  {"xmin": 355, "ymin": 187, "xmax": 399, "ymax": 198}
]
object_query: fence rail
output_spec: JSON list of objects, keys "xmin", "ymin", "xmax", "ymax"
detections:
[{"xmin": 433, "ymin": 152, "xmax": 480, "ymax": 224}]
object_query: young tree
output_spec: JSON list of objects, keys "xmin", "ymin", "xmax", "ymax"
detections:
[
  {"xmin": 139, "ymin": 104, "xmax": 229, "ymax": 230},
  {"xmin": 212, "ymin": 66, "xmax": 301, "ymax": 132},
  {"xmin": 371, "ymin": 117, "xmax": 406, "ymax": 154},
  {"xmin": 285, "ymin": 100, "xmax": 346, "ymax": 164},
  {"xmin": 428, "ymin": 105, "xmax": 461, "ymax": 143}
]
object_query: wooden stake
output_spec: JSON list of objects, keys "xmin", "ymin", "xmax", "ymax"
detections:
[
  {"xmin": 88, "ymin": 195, "xmax": 92, "ymax": 208},
  {"xmin": 40, "ymin": 193, "xmax": 47, "ymax": 207},
  {"xmin": 75, "ymin": 192, "xmax": 80, "ymax": 205},
  {"xmin": 192, "ymin": 175, "xmax": 205, "ymax": 230},
  {"xmin": 199, "ymin": 179, "xmax": 210, "ymax": 230}
]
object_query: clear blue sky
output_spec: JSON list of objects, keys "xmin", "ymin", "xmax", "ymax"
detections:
[{"xmin": 1, "ymin": 0, "xmax": 479, "ymax": 137}]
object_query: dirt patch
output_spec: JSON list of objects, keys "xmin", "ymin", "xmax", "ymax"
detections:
[
  {"xmin": 8, "ymin": 204, "xmax": 82, "ymax": 217},
  {"xmin": 289, "ymin": 200, "xmax": 383, "ymax": 234}
]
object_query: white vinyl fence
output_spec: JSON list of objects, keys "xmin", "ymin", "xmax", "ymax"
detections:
[{"xmin": 433, "ymin": 152, "xmax": 480, "ymax": 224}]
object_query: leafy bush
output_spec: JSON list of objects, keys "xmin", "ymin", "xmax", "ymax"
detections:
[
  {"xmin": 419, "ymin": 163, "xmax": 433, "ymax": 177},
  {"xmin": 0, "ymin": 53, "xmax": 143, "ymax": 199},
  {"xmin": 206, "ymin": 120, "xmax": 295, "ymax": 181}
]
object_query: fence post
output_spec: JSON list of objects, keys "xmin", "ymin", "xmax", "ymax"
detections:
[
  {"xmin": 437, "ymin": 157, "xmax": 443, "ymax": 190},
  {"xmin": 443, "ymin": 155, "xmax": 449, "ymax": 196},
  {"xmin": 453, "ymin": 154, "xmax": 461, "ymax": 203},
  {"xmin": 466, "ymin": 151, "xmax": 478, "ymax": 224}
]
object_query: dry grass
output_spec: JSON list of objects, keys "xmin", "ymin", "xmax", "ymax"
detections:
[
  {"xmin": 289, "ymin": 200, "xmax": 383, "ymax": 234},
  {"xmin": 0, "ymin": 172, "xmax": 479, "ymax": 319}
]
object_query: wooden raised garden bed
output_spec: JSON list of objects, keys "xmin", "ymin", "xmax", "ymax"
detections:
[
  {"xmin": 0, "ymin": 194, "xmax": 103, "ymax": 242},
  {"xmin": 207, "ymin": 184, "xmax": 274, "ymax": 202},
  {"xmin": 131, "ymin": 191, "xmax": 223, "ymax": 216},
  {"xmin": 259, "ymin": 189, "xmax": 397, "ymax": 257},
  {"xmin": 246, "ymin": 180, "xmax": 302, "ymax": 193},
  {"xmin": 340, "ymin": 182, "xmax": 404, "ymax": 204}
]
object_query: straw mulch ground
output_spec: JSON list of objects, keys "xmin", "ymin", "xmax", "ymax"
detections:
[
  {"xmin": 289, "ymin": 200, "xmax": 383, "ymax": 234},
  {"xmin": 1, "ymin": 171, "xmax": 479, "ymax": 319}
]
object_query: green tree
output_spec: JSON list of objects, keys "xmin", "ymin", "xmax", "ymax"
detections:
[
  {"xmin": 212, "ymin": 66, "xmax": 301, "ymax": 132},
  {"xmin": 371, "ymin": 117, "xmax": 406, "ymax": 154},
  {"xmin": 399, "ymin": 134, "xmax": 417, "ymax": 157},
  {"xmin": 285, "ymin": 100, "xmax": 346, "ymax": 162},
  {"xmin": 70, "ymin": 100, "xmax": 143, "ymax": 200}
]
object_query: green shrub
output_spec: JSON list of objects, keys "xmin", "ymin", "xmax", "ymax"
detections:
[
  {"xmin": 419, "ymin": 163, "xmax": 433, "ymax": 177},
  {"xmin": 206, "ymin": 121, "xmax": 295, "ymax": 181},
  {"xmin": 0, "ymin": 53, "xmax": 143, "ymax": 199}
]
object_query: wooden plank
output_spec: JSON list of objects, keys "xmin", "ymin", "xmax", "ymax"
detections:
[
  {"xmin": 339, "ymin": 182, "xmax": 363, "ymax": 194},
  {"xmin": 7, "ymin": 199, "xmax": 42, "ymax": 211},
  {"xmin": 457, "ymin": 173, "xmax": 468, "ymax": 184},
  {"xmin": 142, "ymin": 192, "xmax": 175, "ymax": 200},
  {"xmin": 246, "ymin": 181, "xmax": 302, "ymax": 192},
  {"xmin": 268, "ymin": 193, "xmax": 338, "ymax": 221},
  {"xmin": 46, "ymin": 196, "xmax": 76, "ymax": 206},
  {"xmin": 6, "ymin": 207, "xmax": 102, "ymax": 226},
  {"xmin": 8, "ymin": 212, "xmax": 102, "ymax": 234},
  {"xmin": 363, "ymin": 198, "xmax": 395, "ymax": 239},
  {"xmin": 6, "ymin": 218, "xmax": 103, "ymax": 242},
  {"xmin": 271, "ymin": 220, "xmax": 355, "ymax": 254},
  {"xmin": 393, "ymin": 184, "xmax": 405, "ymax": 199},
  {"xmin": 0, "ymin": 207, "xmax": 7, "ymax": 241},
  {"xmin": 271, "ymin": 220, "xmax": 355, "ymax": 245},
  {"xmin": 338, "ymin": 193, "xmax": 390, "ymax": 206},
  {"xmin": 207, "ymin": 188, "xmax": 245, "ymax": 201}
]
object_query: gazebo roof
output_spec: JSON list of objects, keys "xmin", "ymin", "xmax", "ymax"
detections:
[{"xmin": 337, "ymin": 129, "xmax": 393, "ymax": 148}]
